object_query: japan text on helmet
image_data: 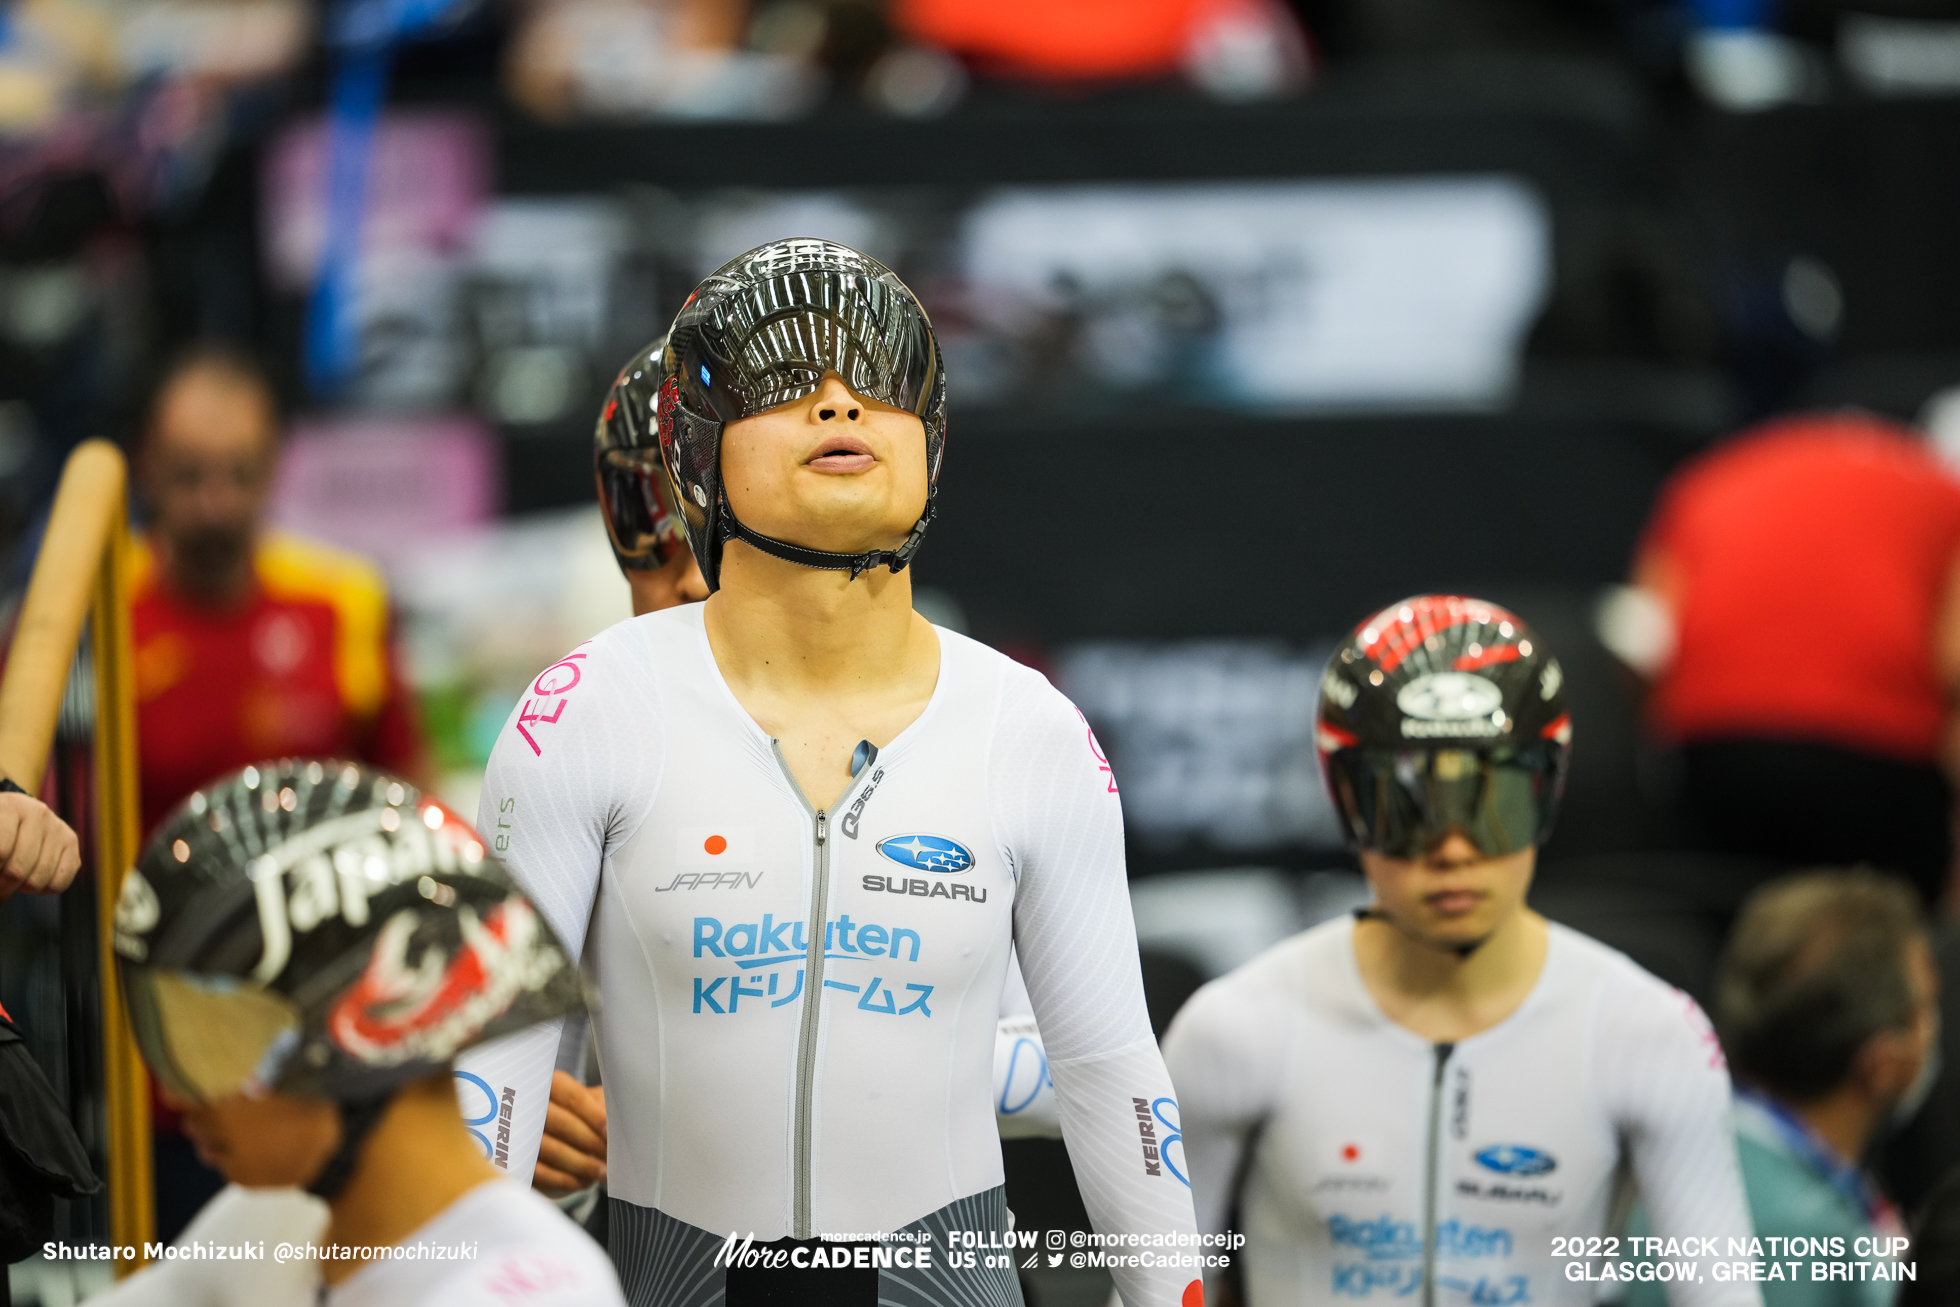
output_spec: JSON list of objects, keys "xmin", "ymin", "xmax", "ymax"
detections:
[
  {"xmin": 595, "ymin": 336, "xmax": 692, "ymax": 572},
  {"xmin": 113, "ymin": 761, "xmax": 580, "ymax": 1107},
  {"xmin": 1316, "ymin": 595, "xmax": 1572, "ymax": 860},
  {"xmin": 646, "ymin": 237, "xmax": 947, "ymax": 591}
]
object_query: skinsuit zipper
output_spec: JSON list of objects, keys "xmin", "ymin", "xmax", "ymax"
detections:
[
  {"xmin": 1423, "ymin": 1042, "xmax": 1455, "ymax": 1307},
  {"xmin": 774, "ymin": 740, "xmax": 872, "ymax": 1240}
]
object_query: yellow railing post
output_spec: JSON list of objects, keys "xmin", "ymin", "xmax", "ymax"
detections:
[
  {"xmin": 92, "ymin": 488, "xmax": 151, "ymax": 1268},
  {"xmin": 0, "ymin": 442, "xmax": 127, "ymax": 794},
  {"xmin": 0, "ymin": 438, "xmax": 152, "ymax": 1269}
]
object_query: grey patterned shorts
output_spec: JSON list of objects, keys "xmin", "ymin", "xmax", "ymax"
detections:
[{"xmin": 608, "ymin": 1186, "xmax": 1027, "ymax": 1307}]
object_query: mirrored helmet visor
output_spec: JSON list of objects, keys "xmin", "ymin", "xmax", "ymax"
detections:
[
  {"xmin": 124, "ymin": 969, "xmax": 303, "ymax": 1103},
  {"xmin": 1326, "ymin": 745, "xmax": 1560, "ymax": 860},
  {"xmin": 674, "ymin": 271, "xmax": 938, "ymax": 424},
  {"xmin": 595, "ymin": 447, "xmax": 690, "ymax": 570}
]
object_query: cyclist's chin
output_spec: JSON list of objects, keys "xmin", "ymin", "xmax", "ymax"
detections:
[{"xmin": 1409, "ymin": 896, "xmax": 1502, "ymax": 946}]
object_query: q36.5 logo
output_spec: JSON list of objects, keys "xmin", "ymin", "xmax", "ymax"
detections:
[
  {"xmin": 876, "ymin": 834, "xmax": 973, "ymax": 874},
  {"xmin": 456, "ymin": 1072, "xmax": 501, "ymax": 1159}
]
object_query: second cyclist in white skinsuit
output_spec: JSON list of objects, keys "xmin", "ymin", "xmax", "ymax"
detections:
[
  {"xmin": 1169, "ymin": 916, "xmax": 1752, "ymax": 1307},
  {"xmin": 1164, "ymin": 596, "xmax": 1761, "ymax": 1307},
  {"xmin": 459, "ymin": 240, "xmax": 1192, "ymax": 1307}
]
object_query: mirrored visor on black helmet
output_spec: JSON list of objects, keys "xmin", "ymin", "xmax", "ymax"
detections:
[
  {"xmin": 1325, "ymin": 744, "xmax": 1562, "ymax": 860},
  {"xmin": 673, "ymin": 270, "xmax": 938, "ymax": 423},
  {"xmin": 124, "ymin": 969, "xmax": 303, "ymax": 1103},
  {"xmin": 595, "ymin": 447, "xmax": 690, "ymax": 570}
]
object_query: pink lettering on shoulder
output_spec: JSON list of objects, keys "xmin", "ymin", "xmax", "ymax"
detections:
[
  {"xmin": 1673, "ymin": 986, "xmax": 1726, "ymax": 1071},
  {"xmin": 1076, "ymin": 708, "xmax": 1118, "ymax": 794},
  {"xmin": 515, "ymin": 642, "xmax": 595, "ymax": 757},
  {"xmin": 483, "ymin": 1253, "xmax": 582, "ymax": 1299}
]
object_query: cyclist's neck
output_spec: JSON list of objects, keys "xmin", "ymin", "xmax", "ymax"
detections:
[
  {"xmin": 320, "ymin": 1075, "xmax": 502, "ymax": 1285},
  {"xmin": 704, "ymin": 550, "xmax": 942, "ymax": 809},
  {"xmin": 708, "ymin": 538, "xmax": 923, "ymax": 687},
  {"xmin": 1351, "ymin": 906, "xmax": 1550, "ymax": 1045}
]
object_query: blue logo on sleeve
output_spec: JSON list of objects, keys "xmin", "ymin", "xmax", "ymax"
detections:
[
  {"xmin": 876, "ymin": 834, "xmax": 974, "ymax": 873},
  {"xmin": 1474, "ymin": 1144, "xmax": 1557, "ymax": 1176}
]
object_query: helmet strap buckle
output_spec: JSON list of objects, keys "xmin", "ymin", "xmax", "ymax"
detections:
[
  {"xmin": 304, "ymin": 1091, "xmax": 395, "ymax": 1202},
  {"xmin": 718, "ymin": 494, "xmax": 936, "ymax": 583}
]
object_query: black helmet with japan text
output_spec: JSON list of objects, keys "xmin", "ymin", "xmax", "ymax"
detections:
[
  {"xmin": 1316, "ymin": 595, "xmax": 1572, "ymax": 860},
  {"xmin": 113, "ymin": 760, "xmax": 579, "ymax": 1108},
  {"xmin": 649, "ymin": 237, "xmax": 947, "ymax": 591}
]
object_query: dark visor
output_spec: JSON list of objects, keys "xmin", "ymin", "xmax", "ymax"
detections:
[
  {"xmin": 1325, "ymin": 744, "xmax": 1563, "ymax": 860},
  {"xmin": 123, "ymin": 969, "xmax": 302, "ymax": 1103},
  {"xmin": 673, "ymin": 270, "xmax": 938, "ymax": 424},
  {"xmin": 595, "ymin": 446, "xmax": 690, "ymax": 570}
]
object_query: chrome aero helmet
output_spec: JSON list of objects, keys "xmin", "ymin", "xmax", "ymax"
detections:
[
  {"xmin": 595, "ymin": 336, "xmax": 692, "ymax": 572},
  {"xmin": 113, "ymin": 761, "xmax": 580, "ymax": 1195},
  {"xmin": 1317, "ymin": 596, "xmax": 1573, "ymax": 860},
  {"xmin": 646, "ymin": 237, "xmax": 947, "ymax": 590}
]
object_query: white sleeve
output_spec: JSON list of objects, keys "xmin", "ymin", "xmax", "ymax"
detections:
[
  {"xmin": 453, "ymin": 625, "xmax": 662, "ymax": 1187},
  {"xmin": 1598, "ymin": 977, "xmax": 1762, "ymax": 1307},
  {"xmin": 993, "ymin": 668, "xmax": 1201, "ymax": 1307},
  {"xmin": 439, "ymin": 1245, "xmax": 628, "ymax": 1306},
  {"xmin": 78, "ymin": 1262, "xmax": 186, "ymax": 1307},
  {"xmin": 996, "ymin": 948, "xmax": 1062, "ymax": 1139},
  {"xmin": 83, "ymin": 1185, "xmax": 328, "ymax": 1307},
  {"xmin": 1161, "ymin": 973, "xmax": 1284, "ymax": 1245}
]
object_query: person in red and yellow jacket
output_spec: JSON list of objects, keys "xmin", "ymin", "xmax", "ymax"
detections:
[
  {"xmin": 129, "ymin": 344, "xmax": 428, "ymax": 1241},
  {"xmin": 130, "ymin": 347, "xmax": 426, "ymax": 833}
]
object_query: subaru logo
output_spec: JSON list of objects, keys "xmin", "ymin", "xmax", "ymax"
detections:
[
  {"xmin": 1474, "ymin": 1144, "xmax": 1556, "ymax": 1176},
  {"xmin": 876, "ymin": 834, "xmax": 974, "ymax": 874}
]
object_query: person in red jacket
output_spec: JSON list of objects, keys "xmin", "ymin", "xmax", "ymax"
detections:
[
  {"xmin": 894, "ymin": 0, "xmax": 1303, "ymax": 84},
  {"xmin": 1630, "ymin": 410, "xmax": 1960, "ymax": 906},
  {"xmin": 129, "ymin": 344, "xmax": 428, "ymax": 1241},
  {"xmin": 130, "ymin": 347, "xmax": 427, "ymax": 832}
]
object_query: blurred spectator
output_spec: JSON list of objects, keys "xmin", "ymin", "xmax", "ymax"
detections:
[
  {"xmin": 892, "ymin": 0, "xmax": 1308, "ymax": 97},
  {"xmin": 1628, "ymin": 412, "xmax": 1960, "ymax": 906},
  {"xmin": 129, "ymin": 343, "xmax": 427, "ymax": 1241},
  {"xmin": 1626, "ymin": 870, "xmax": 1933, "ymax": 1307},
  {"xmin": 131, "ymin": 346, "xmax": 428, "ymax": 831},
  {"xmin": 506, "ymin": 0, "xmax": 824, "ymax": 120}
]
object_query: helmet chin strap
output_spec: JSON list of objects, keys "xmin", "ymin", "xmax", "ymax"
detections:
[
  {"xmin": 718, "ymin": 496, "xmax": 935, "ymax": 581},
  {"xmin": 1352, "ymin": 906, "xmax": 1494, "ymax": 961},
  {"xmin": 305, "ymin": 1092, "xmax": 395, "ymax": 1202}
]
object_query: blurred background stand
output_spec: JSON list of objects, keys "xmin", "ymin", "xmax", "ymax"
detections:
[{"xmin": 8, "ymin": 0, "xmax": 1960, "ymax": 1298}]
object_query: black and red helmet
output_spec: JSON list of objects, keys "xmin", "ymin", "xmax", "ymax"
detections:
[
  {"xmin": 594, "ymin": 337, "xmax": 692, "ymax": 573},
  {"xmin": 1317, "ymin": 595, "xmax": 1572, "ymax": 859},
  {"xmin": 113, "ymin": 761, "xmax": 580, "ymax": 1106}
]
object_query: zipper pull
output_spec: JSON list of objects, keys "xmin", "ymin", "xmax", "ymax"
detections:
[{"xmin": 816, "ymin": 811, "xmax": 828, "ymax": 844}]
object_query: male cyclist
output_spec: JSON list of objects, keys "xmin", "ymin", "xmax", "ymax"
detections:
[
  {"xmin": 526, "ymin": 362, "xmax": 1064, "ymax": 1200},
  {"xmin": 95, "ymin": 760, "xmax": 623, "ymax": 1305},
  {"xmin": 1164, "ymin": 596, "xmax": 1760, "ymax": 1307},
  {"xmin": 457, "ymin": 239, "xmax": 1197, "ymax": 1307}
]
